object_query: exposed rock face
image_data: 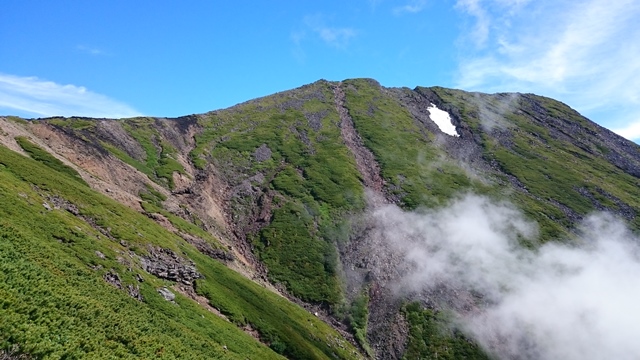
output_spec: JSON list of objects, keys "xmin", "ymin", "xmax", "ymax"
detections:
[
  {"xmin": 0, "ymin": 344, "xmax": 32, "ymax": 360},
  {"xmin": 178, "ymin": 232, "xmax": 235, "ymax": 262},
  {"xmin": 158, "ymin": 287, "xmax": 176, "ymax": 302},
  {"xmin": 335, "ymin": 82, "xmax": 409, "ymax": 358},
  {"xmin": 127, "ymin": 284, "xmax": 144, "ymax": 301},
  {"xmin": 103, "ymin": 270, "xmax": 144, "ymax": 301},
  {"xmin": 140, "ymin": 247, "xmax": 202, "ymax": 285},
  {"xmin": 253, "ymin": 144, "xmax": 272, "ymax": 162},
  {"xmin": 103, "ymin": 271, "xmax": 123, "ymax": 289}
]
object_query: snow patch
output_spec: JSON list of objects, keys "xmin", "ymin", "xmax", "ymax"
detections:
[{"xmin": 427, "ymin": 103, "xmax": 459, "ymax": 137}]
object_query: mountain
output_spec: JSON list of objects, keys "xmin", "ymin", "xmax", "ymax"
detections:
[{"xmin": 1, "ymin": 78, "xmax": 639, "ymax": 360}]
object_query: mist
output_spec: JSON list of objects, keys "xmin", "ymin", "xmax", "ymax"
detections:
[
  {"xmin": 371, "ymin": 194, "xmax": 640, "ymax": 360},
  {"xmin": 471, "ymin": 92, "xmax": 521, "ymax": 132}
]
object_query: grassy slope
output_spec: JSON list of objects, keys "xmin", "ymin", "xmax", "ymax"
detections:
[
  {"xmin": 14, "ymin": 136, "xmax": 87, "ymax": 186},
  {"xmin": 430, "ymin": 87, "xmax": 640, "ymax": 239},
  {"xmin": 7, "ymin": 80, "xmax": 638, "ymax": 360},
  {"xmin": 0, "ymin": 143, "xmax": 362, "ymax": 360},
  {"xmin": 119, "ymin": 117, "xmax": 187, "ymax": 189},
  {"xmin": 401, "ymin": 304, "xmax": 489, "ymax": 360},
  {"xmin": 342, "ymin": 79, "xmax": 477, "ymax": 209},
  {"xmin": 190, "ymin": 80, "xmax": 364, "ymax": 304}
]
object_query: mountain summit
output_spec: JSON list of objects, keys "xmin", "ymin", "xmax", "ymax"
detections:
[{"xmin": 1, "ymin": 79, "xmax": 639, "ymax": 359}]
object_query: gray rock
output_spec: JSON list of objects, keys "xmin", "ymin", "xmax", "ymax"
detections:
[
  {"xmin": 103, "ymin": 271, "xmax": 122, "ymax": 289},
  {"xmin": 158, "ymin": 287, "xmax": 175, "ymax": 302},
  {"xmin": 127, "ymin": 284, "xmax": 144, "ymax": 301},
  {"xmin": 140, "ymin": 246, "xmax": 202, "ymax": 285},
  {"xmin": 253, "ymin": 144, "xmax": 272, "ymax": 162}
]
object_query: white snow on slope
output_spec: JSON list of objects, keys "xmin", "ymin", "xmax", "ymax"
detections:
[{"xmin": 427, "ymin": 103, "xmax": 459, "ymax": 137}]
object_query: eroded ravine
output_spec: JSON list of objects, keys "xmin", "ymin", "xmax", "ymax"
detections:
[
  {"xmin": 333, "ymin": 84, "xmax": 411, "ymax": 359},
  {"xmin": 333, "ymin": 83, "xmax": 385, "ymax": 197}
]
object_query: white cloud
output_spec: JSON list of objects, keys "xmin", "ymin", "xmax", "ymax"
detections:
[
  {"xmin": 372, "ymin": 194, "xmax": 640, "ymax": 360},
  {"xmin": 393, "ymin": 0, "xmax": 428, "ymax": 15},
  {"xmin": 613, "ymin": 120, "xmax": 640, "ymax": 141},
  {"xmin": 455, "ymin": 0, "xmax": 491, "ymax": 46},
  {"xmin": 76, "ymin": 45, "xmax": 107, "ymax": 56},
  {"xmin": 302, "ymin": 15, "xmax": 357, "ymax": 49},
  {"xmin": 0, "ymin": 73, "xmax": 142, "ymax": 118},
  {"xmin": 318, "ymin": 27, "xmax": 357, "ymax": 47},
  {"xmin": 453, "ymin": 0, "xmax": 640, "ymax": 139}
]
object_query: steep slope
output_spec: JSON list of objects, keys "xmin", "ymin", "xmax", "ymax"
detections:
[
  {"xmin": 1, "ymin": 78, "xmax": 639, "ymax": 359},
  {"xmin": 0, "ymin": 136, "xmax": 363, "ymax": 358}
]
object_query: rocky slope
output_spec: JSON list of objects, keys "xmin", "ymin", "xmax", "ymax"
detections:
[{"xmin": 1, "ymin": 78, "xmax": 639, "ymax": 359}]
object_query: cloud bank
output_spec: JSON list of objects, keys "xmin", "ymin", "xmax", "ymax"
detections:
[
  {"xmin": 372, "ymin": 194, "xmax": 640, "ymax": 359},
  {"xmin": 0, "ymin": 73, "xmax": 141, "ymax": 118},
  {"xmin": 453, "ymin": 0, "xmax": 640, "ymax": 140},
  {"xmin": 301, "ymin": 15, "xmax": 357, "ymax": 49}
]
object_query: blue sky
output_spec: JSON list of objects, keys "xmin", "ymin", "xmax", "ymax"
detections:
[{"xmin": 1, "ymin": 0, "xmax": 639, "ymax": 140}]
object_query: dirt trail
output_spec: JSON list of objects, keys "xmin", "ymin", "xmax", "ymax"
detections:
[{"xmin": 333, "ymin": 83, "xmax": 385, "ymax": 197}]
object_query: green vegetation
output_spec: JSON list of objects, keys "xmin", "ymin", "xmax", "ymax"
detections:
[
  {"xmin": 193, "ymin": 252, "xmax": 359, "ymax": 359},
  {"xmin": 0, "ymin": 143, "xmax": 362, "ymax": 359},
  {"xmin": 47, "ymin": 117, "xmax": 97, "ymax": 131},
  {"xmin": 343, "ymin": 79, "xmax": 476, "ymax": 209},
  {"xmin": 190, "ymin": 81, "xmax": 364, "ymax": 303},
  {"xmin": 5, "ymin": 115, "xmax": 28, "ymax": 124},
  {"xmin": 402, "ymin": 303, "xmax": 490, "ymax": 360},
  {"xmin": 139, "ymin": 183, "xmax": 167, "ymax": 206},
  {"xmin": 120, "ymin": 117, "xmax": 187, "ymax": 189},
  {"xmin": 15, "ymin": 136, "xmax": 87, "ymax": 186},
  {"xmin": 255, "ymin": 202, "xmax": 340, "ymax": 303},
  {"xmin": 138, "ymin": 186, "xmax": 224, "ymax": 250},
  {"xmin": 431, "ymin": 87, "xmax": 640, "ymax": 240},
  {"xmin": 5, "ymin": 79, "xmax": 639, "ymax": 360},
  {"xmin": 100, "ymin": 141, "xmax": 155, "ymax": 179},
  {"xmin": 347, "ymin": 292, "xmax": 372, "ymax": 357}
]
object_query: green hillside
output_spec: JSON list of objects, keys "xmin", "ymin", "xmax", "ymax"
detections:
[
  {"xmin": 1, "ymin": 79, "xmax": 640, "ymax": 359},
  {"xmin": 0, "ymin": 142, "xmax": 363, "ymax": 359}
]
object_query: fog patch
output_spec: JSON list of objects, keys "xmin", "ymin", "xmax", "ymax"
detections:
[
  {"xmin": 471, "ymin": 93, "xmax": 521, "ymax": 131},
  {"xmin": 372, "ymin": 194, "xmax": 640, "ymax": 360}
]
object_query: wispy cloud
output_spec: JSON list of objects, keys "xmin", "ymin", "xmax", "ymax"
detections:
[
  {"xmin": 393, "ymin": 0, "xmax": 428, "ymax": 15},
  {"xmin": 455, "ymin": 0, "xmax": 491, "ymax": 46},
  {"xmin": 302, "ymin": 15, "xmax": 357, "ymax": 49},
  {"xmin": 612, "ymin": 119, "xmax": 640, "ymax": 141},
  {"xmin": 76, "ymin": 45, "xmax": 107, "ymax": 56},
  {"xmin": 0, "ymin": 73, "xmax": 142, "ymax": 118},
  {"xmin": 317, "ymin": 27, "xmax": 357, "ymax": 48},
  {"xmin": 453, "ymin": 0, "xmax": 640, "ymax": 140}
]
